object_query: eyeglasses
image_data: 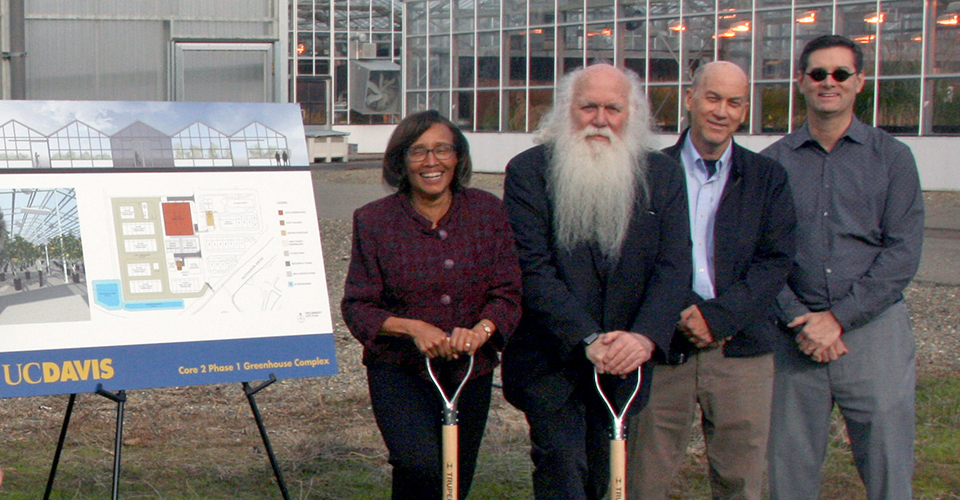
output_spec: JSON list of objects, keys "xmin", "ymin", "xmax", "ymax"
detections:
[
  {"xmin": 805, "ymin": 68, "xmax": 855, "ymax": 82},
  {"xmin": 407, "ymin": 144, "xmax": 456, "ymax": 162}
]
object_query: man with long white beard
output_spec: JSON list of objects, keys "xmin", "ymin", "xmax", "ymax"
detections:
[{"xmin": 501, "ymin": 63, "xmax": 691, "ymax": 500}]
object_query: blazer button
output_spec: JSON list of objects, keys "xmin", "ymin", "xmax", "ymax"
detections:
[
  {"xmin": 440, "ymin": 294, "xmax": 451, "ymax": 305},
  {"xmin": 443, "ymin": 259, "xmax": 455, "ymax": 269},
  {"xmin": 438, "ymin": 229, "xmax": 449, "ymax": 240}
]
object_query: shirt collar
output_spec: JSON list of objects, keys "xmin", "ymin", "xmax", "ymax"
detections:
[
  {"xmin": 786, "ymin": 117, "xmax": 868, "ymax": 150},
  {"xmin": 843, "ymin": 117, "xmax": 870, "ymax": 145},
  {"xmin": 680, "ymin": 132, "xmax": 734, "ymax": 177}
]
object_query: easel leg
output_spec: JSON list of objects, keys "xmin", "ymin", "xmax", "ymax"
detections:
[
  {"xmin": 96, "ymin": 384, "xmax": 126, "ymax": 500},
  {"xmin": 44, "ymin": 393, "xmax": 77, "ymax": 500},
  {"xmin": 242, "ymin": 374, "xmax": 290, "ymax": 500}
]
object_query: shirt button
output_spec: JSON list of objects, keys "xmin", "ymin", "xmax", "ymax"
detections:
[
  {"xmin": 440, "ymin": 294, "xmax": 451, "ymax": 305},
  {"xmin": 438, "ymin": 229, "xmax": 449, "ymax": 240},
  {"xmin": 443, "ymin": 259, "xmax": 455, "ymax": 269}
]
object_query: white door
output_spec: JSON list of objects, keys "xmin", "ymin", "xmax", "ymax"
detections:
[{"xmin": 173, "ymin": 42, "xmax": 274, "ymax": 102}]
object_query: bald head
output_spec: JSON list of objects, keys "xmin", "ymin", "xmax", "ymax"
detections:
[
  {"xmin": 691, "ymin": 61, "xmax": 749, "ymax": 94},
  {"xmin": 685, "ymin": 61, "xmax": 750, "ymax": 159}
]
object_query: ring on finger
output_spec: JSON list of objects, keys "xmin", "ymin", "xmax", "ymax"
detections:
[{"xmin": 466, "ymin": 342, "xmax": 472, "ymax": 349}]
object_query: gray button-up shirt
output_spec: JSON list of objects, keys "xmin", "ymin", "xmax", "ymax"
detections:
[{"xmin": 761, "ymin": 118, "xmax": 924, "ymax": 331}]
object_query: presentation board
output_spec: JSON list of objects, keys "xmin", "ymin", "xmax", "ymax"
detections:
[{"xmin": 0, "ymin": 168, "xmax": 336, "ymax": 398}]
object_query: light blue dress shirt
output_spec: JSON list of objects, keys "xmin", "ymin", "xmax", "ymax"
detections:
[{"xmin": 680, "ymin": 134, "xmax": 733, "ymax": 301}]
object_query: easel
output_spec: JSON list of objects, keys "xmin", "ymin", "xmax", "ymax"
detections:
[{"xmin": 43, "ymin": 375, "xmax": 290, "ymax": 500}]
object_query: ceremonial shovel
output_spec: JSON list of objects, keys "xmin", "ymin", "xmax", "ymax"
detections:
[
  {"xmin": 594, "ymin": 367, "xmax": 642, "ymax": 500},
  {"xmin": 426, "ymin": 354, "xmax": 475, "ymax": 500}
]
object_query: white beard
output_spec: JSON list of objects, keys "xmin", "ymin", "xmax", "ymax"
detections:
[{"xmin": 548, "ymin": 125, "xmax": 646, "ymax": 259}]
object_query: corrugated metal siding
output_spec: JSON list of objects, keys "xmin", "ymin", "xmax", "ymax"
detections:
[
  {"xmin": 27, "ymin": 0, "xmax": 272, "ymax": 20},
  {"xmin": 27, "ymin": 20, "xmax": 166, "ymax": 100},
  {"xmin": 23, "ymin": 0, "xmax": 279, "ymax": 101}
]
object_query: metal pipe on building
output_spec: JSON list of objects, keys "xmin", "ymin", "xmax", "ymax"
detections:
[{"xmin": 8, "ymin": 0, "xmax": 26, "ymax": 99}]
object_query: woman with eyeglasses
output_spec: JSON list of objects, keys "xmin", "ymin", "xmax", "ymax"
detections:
[{"xmin": 341, "ymin": 110, "xmax": 522, "ymax": 500}]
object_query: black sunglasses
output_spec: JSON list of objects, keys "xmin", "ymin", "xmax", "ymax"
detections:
[{"xmin": 805, "ymin": 68, "xmax": 855, "ymax": 82}]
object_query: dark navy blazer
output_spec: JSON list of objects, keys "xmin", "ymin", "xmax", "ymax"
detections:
[{"xmin": 663, "ymin": 130, "xmax": 797, "ymax": 360}]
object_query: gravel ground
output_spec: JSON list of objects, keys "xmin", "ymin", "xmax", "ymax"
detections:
[
  {"xmin": 314, "ymin": 216, "xmax": 365, "ymax": 397},
  {"xmin": 906, "ymin": 282, "xmax": 960, "ymax": 375}
]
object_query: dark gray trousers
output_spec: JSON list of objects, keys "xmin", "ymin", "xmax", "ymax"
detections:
[{"xmin": 768, "ymin": 301, "xmax": 916, "ymax": 500}]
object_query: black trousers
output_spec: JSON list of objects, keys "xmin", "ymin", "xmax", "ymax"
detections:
[
  {"xmin": 367, "ymin": 362, "xmax": 493, "ymax": 500},
  {"xmin": 526, "ymin": 385, "xmax": 610, "ymax": 500}
]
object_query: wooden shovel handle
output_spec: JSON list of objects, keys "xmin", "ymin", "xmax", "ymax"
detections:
[
  {"xmin": 609, "ymin": 438, "xmax": 626, "ymax": 500},
  {"xmin": 442, "ymin": 424, "xmax": 458, "ymax": 500}
]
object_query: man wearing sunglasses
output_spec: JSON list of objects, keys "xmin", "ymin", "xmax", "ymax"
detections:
[{"xmin": 762, "ymin": 35, "xmax": 924, "ymax": 500}]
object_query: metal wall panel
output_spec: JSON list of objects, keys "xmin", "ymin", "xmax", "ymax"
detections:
[
  {"xmin": 27, "ymin": 0, "xmax": 271, "ymax": 19},
  {"xmin": 22, "ymin": 0, "xmax": 280, "ymax": 102},
  {"xmin": 27, "ymin": 20, "xmax": 166, "ymax": 100}
]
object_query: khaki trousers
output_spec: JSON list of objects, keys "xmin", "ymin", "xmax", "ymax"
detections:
[{"xmin": 627, "ymin": 348, "xmax": 774, "ymax": 500}]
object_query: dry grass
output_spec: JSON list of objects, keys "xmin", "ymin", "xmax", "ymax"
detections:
[{"xmin": 0, "ymin": 380, "xmax": 533, "ymax": 499}]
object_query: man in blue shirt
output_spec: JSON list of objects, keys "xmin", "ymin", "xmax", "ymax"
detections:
[
  {"xmin": 627, "ymin": 61, "xmax": 796, "ymax": 500},
  {"xmin": 762, "ymin": 35, "xmax": 924, "ymax": 500}
]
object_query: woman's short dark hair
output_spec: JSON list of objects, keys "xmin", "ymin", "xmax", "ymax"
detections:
[
  {"xmin": 382, "ymin": 110, "xmax": 472, "ymax": 194},
  {"xmin": 799, "ymin": 35, "xmax": 864, "ymax": 74}
]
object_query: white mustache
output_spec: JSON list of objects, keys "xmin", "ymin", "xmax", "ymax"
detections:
[{"xmin": 579, "ymin": 126, "xmax": 616, "ymax": 141}]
